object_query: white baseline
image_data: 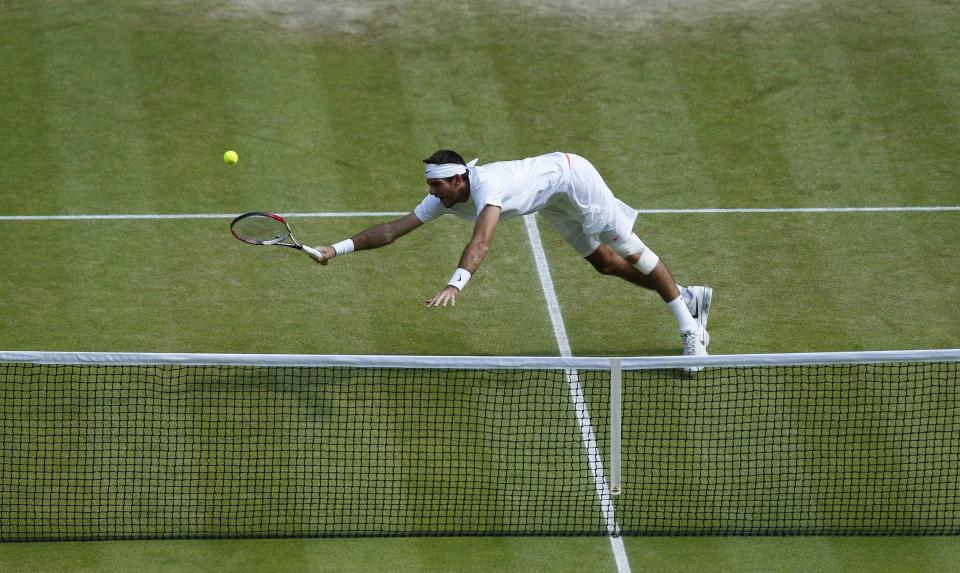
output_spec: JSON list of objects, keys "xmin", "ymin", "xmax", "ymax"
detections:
[{"xmin": 1, "ymin": 205, "xmax": 958, "ymax": 221}]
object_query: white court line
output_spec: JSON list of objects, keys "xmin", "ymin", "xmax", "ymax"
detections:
[
  {"xmin": 637, "ymin": 206, "xmax": 960, "ymax": 214},
  {"xmin": 0, "ymin": 212, "xmax": 408, "ymax": 221},
  {"xmin": 1, "ymin": 205, "xmax": 958, "ymax": 221},
  {"xmin": 523, "ymin": 215, "xmax": 631, "ymax": 573}
]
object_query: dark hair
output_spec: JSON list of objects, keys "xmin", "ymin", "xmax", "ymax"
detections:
[{"xmin": 423, "ymin": 149, "xmax": 466, "ymax": 167}]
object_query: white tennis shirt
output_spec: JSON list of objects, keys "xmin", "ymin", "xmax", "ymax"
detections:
[{"xmin": 414, "ymin": 152, "xmax": 571, "ymax": 224}]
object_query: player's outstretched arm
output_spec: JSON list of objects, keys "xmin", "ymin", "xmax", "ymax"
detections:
[
  {"xmin": 310, "ymin": 212, "xmax": 423, "ymax": 265},
  {"xmin": 426, "ymin": 205, "xmax": 501, "ymax": 308}
]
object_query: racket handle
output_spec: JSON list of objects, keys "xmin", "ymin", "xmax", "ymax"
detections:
[{"xmin": 301, "ymin": 245, "xmax": 323, "ymax": 258}]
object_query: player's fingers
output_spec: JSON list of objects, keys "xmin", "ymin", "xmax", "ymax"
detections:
[{"xmin": 310, "ymin": 246, "xmax": 334, "ymax": 264}]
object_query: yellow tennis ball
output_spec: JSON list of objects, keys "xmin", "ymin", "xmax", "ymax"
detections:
[{"xmin": 224, "ymin": 150, "xmax": 239, "ymax": 165}]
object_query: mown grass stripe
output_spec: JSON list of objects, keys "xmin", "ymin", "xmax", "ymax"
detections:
[
  {"xmin": 659, "ymin": 15, "xmax": 801, "ymax": 209},
  {"xmin": 822, "ymin": 0, "xmax": 960, "ymax": 206}
]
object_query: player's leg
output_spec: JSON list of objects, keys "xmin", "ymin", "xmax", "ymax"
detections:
[
  {"xmin": 603, "ymin": 233, "xmax": 709, "ymax": 369},
  {"xmin": 585, "ymin": 246, "xmax": 711, "ymax": 329},
  {"xmin": 542, "ymin": 206, "xmax": 707, "ymax": 340},
  {"xmin": 585, "ymin": 244, "xmax": 678, "ymax": 301},
  {"xmin": 562, "ymin": 154, "xmax": 710, "ymax": 369}
]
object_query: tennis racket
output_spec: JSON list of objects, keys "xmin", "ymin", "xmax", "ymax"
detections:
[{"xmin": 230, "ymin": 212, "xmax": 323, "ymax": 259}]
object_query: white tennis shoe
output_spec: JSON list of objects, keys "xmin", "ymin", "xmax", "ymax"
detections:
[
  {"xmin": 680, "ymin": 327, "xmax": 710, "ymax": 373},
  {"xmin": 684, "ymin": 285, "xmax": 712, "ymax": 331}
]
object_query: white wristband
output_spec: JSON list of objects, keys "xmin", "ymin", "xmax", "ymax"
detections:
[
  {"xmin": 447, "ymin": 268, "xmax": 472, "ymax": 291},
  {"xmin": 332, "ymin": 239, "xmax": 355, "ymax": 256}
]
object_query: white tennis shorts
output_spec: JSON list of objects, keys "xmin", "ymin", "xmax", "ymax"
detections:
[{"xmin": 539, "ymin": 153, "xmax": 639, "ymax": 257}]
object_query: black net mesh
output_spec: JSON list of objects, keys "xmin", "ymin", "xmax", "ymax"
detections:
[
  {"xmin": 1, "ymin": 360, "xmax": 957, "ymax": 541},
  {"xmin": 617, "ymin": 362, "xmax": 960, "ymax": 535}
]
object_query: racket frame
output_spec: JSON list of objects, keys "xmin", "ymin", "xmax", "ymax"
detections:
[{"xmin": 230, "ymin": 212, "xmax": 322, "ymax": 258}]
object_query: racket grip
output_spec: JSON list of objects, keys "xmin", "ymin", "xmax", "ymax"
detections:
[{"xmin": 301, "ymin": 245, "xmax": 323, "ymax": 258}]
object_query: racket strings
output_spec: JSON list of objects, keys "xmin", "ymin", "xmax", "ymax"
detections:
[{"xmin": 232, "ymin": 215, "xmax": 290, "ymax": 245}]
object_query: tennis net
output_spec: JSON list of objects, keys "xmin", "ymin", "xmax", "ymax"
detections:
[{"xmin": 0, "ymin": 349, "xmax": 958, "ymax": 540}]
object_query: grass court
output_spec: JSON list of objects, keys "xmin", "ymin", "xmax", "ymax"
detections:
[{"xmin": 1, "ymin": 0, "xmax": 959, "ymax": 571}]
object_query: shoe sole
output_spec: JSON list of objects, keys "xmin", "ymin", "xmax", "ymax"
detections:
[{"xmin": 697, "ymin": 287, "xmax": 712, "ymax": 331}]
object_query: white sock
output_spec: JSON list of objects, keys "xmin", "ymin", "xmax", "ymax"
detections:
[{"xmin": 668, "ymin": 295, "xmax": 699, "ymax": 333}]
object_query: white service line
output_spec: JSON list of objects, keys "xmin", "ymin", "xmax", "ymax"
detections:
[
  {"xmin": 523, "ymin": 215, "xmax": 631, "ymax": 573},
  {"xmin": 0, "ymin": 212, "xmax": 408, "ymax": 221},
  {"xmin": 636, "ymin": 206, "xmax": 960, "ymax": 214},
  {"xmin": 1, "ymin": 205, "xmax": 958, "ymax": 221}
]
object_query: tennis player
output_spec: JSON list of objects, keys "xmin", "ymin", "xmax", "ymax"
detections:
[{"xmin": 311, "ymin": 150, "xmax": 712, "ymax": 361}]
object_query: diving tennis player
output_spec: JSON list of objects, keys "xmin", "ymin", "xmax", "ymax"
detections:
[{"xmin": 311, "ymin": 150, "xmax": 712, "ymax": 363}]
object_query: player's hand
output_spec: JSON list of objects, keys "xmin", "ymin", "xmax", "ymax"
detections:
[
  {"xmin": 309, "ymin": 245, "xmax": 336, "ymax": 265},
  {"xmin": 426, "ymin": 286, "xmax": 460, "ymax": 308}
]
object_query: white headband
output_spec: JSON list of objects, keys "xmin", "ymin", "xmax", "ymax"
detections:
[{"xmin": 425, "ymin": 158, "xmax": 478, "ymax": 180}]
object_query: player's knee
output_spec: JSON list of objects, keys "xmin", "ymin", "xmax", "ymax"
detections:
[
  {"xmin": 609, "ymin": 233, "xmax": 659, "ymax": 275},
  {"xmin": 611, "ymin": 234, "xmax": 646, "ymax": 258}
]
